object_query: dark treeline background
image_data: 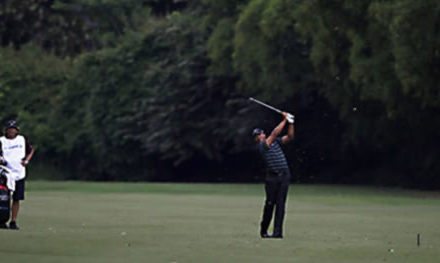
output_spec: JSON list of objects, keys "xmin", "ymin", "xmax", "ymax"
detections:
[{"xmin": 0, "ymin": 0, "xmax": 439, "ymax": 188}]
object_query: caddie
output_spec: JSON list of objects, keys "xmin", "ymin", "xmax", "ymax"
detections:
[{"xmin": 0, "ymin": 120, "xmax": 35, "ymax": 230}]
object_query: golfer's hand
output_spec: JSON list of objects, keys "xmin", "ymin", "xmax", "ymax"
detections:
[
  {"xmin": 21, "ymin": 159, "xmax": 29, "ymax": 166},
  {"xmin": 287, "ymin": 113, "xmax": 294, "ymax": 124}
]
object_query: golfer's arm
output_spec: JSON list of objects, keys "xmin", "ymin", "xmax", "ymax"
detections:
[
  {"xmin": 266, "ymin": 119, "xmax": 287, "ymax": 146},
  {"xmin": 281, "ymin": 123, "xmax": 294, "ymax": 144}
]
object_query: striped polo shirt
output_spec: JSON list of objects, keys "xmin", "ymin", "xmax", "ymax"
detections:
[{"xmin": 257, "ymin": 138, "xmax": 289, "ymax": 172}]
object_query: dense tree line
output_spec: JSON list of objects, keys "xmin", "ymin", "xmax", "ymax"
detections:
[{"xmin": 0, "ymin": 0, "xmax": 439, "ymax": 188}]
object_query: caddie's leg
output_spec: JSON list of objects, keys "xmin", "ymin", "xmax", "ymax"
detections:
[
  {"xmin": 11, "ymin": 200, "xmax": 19, "ymax": 222},
  {"xmin": 9, "ymin": 179, "xmax": 25, "ymax": 230}
]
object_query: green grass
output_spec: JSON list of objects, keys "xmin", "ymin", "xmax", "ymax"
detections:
[{"xmin": 1, "ymin": 181, "xmax": 440, "ymax": 262}]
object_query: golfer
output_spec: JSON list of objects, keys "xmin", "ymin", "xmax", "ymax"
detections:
[
  {"xmin": 253, "ymin": 112, "xmax": 294, "ymax": 238},
  {"xmin": 0, "ymin": 120, "xmax": 35, "ymax": 230}
]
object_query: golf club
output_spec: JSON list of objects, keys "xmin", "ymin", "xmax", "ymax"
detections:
[{"xmin": 249, "ymin": 97, "xmax": 283, "ymax": 115}]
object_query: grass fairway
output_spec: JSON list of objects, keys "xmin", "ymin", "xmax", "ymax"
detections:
[{"xmin": 1, "ymin": 182, "xmax": 439, "ymax": 262}]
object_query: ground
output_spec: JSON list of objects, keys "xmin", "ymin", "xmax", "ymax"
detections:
[{"xmin": 0, "ymin": 182, "xmax": 439, "ymax": 262}]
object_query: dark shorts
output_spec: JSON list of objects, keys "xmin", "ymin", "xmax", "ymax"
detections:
[{"xmin": 13, "ymin": 179, "xmax": 25, "ymax": 201}]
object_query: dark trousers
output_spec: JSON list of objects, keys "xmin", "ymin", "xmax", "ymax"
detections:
[{"xmin": 260, "ymin": 171, "xmax": 290, "ymax": 236}]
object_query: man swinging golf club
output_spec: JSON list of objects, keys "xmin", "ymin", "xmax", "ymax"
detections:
[{"xmin": 251, "ymin": 99, "xmax": 295, "ymax": 239}]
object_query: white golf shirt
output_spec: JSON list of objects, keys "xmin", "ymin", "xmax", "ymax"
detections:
[{"xmin": 0, "ymin": 135, "xmax": 28, "ymax": 181}]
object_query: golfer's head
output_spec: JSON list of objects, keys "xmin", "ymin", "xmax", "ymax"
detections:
[{"xmin": 252, "ymin": 128, "xmax": 266, "ymax": 142}]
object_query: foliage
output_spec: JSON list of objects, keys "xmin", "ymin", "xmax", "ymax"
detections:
[
  {"xmin": 50, "ymin": 11, "xmax": 254, "ymax": 180},
  {"xmin": 294, "ymin": 0, "xmax": 440, "ymax": 187},
  {"xmin": 0, "ymin": 0, "xmax": 439, "ymax": 188},
  {"xmin": 234, "ymin": 0, "xmax": 312, "ymax": 102},
  {"xmin": 0, "ymin": 45, "xmax": 71, "ymax": 152},
  {"xmin": 0, "ymin": 0, "xmax": 150, "ymax": 56}
]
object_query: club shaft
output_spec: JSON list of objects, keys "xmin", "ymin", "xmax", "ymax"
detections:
[{"xmin": 249, "ymin": 97, "xmax": 283, "ymax": 114}]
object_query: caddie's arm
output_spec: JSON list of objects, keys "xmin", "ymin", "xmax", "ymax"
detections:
[
  {"xmin": 22, "ymin": 142, "xmax": 35, "ymax": 166},
  {"xmin": 0, "ymin": 141, "xmax": 5, "ymax": 166},
  {"xmin": 266, "ymin": 112, "xmax": 288, "ymax": 146},
  {"xmin": 281, "ymin": 113, "xmax": 294, "ymax": 144}
]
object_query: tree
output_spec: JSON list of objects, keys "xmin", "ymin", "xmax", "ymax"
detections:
[
  {"xmin": 233, "ymin": 0, "xmax": 312, "ymax": 102},
  {"xmin": 0, "ymin": 0, "xmax": 150, "ymax": 56},
  {"xmin": 0, "ymin": 44, "xmax": 71, "ymax": 154},
  {"xmin": 294, "ymin": 0, "xmax": 440, "ymax": 187}
]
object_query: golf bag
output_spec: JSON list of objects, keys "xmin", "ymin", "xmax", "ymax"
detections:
[{"xmin": 0, "ymin": 166, "xmax": 11, "ymax": 224}]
